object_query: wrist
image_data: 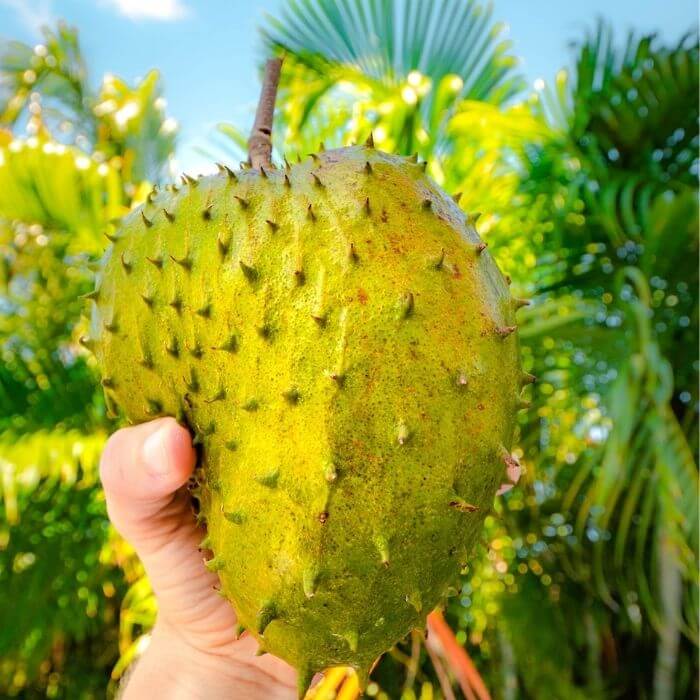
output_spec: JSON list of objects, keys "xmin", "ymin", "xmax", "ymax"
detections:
[{"xmin": 121, "ymin": 625, "xmax": 241, "ymax": 700}]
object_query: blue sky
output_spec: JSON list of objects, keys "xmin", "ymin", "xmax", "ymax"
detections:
[{"xmin": 1, "ymin": 0, "xmax": 696, "ymax": 173}]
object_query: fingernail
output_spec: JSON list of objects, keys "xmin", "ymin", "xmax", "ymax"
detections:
[{"xmin": 142, "ymin": 424, "xmax": 172, "ymax": 477}]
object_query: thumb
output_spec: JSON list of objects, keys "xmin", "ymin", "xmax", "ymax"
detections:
[
  {"xmin": 100, "ymin": 417, "xmax": 240, "ymax": 642},
  {"xmin": 100, "ymin": 417, "xmax": 197, "ymax": 544}
]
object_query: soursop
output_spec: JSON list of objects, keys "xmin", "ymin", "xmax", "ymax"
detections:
[{"xmin": 87, "ymin": 141, "xmax": 527, "ymax": 696}]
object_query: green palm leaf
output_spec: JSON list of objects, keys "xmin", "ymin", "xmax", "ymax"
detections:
[
  {"xmin": 0, "ymin": 429, "xmax": 123, "ymax": 691},
  {"xmin": 256, "ymin": 0, "xmax": 524, "ymax": 156},
  {"xmin": 0, "ymin": 22, "xmax": 91, "ymax": 133}
]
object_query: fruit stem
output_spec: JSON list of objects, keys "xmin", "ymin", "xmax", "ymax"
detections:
[{"xmin": 249, "ymin": 57, "xmax": 283, "ymax": 169}]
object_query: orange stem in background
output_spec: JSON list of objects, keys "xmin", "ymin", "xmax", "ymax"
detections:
[
  {"xmin": 426, "ymin": 610, "xmax": 492, "ymax": 700},
  {"xmin": 424, "ymin": 634, "xmax": 458, "ymax": 700}
]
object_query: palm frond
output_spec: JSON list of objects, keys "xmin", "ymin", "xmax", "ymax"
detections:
[
  {"xmin": 561, "ymin": 269, "xmax": 698, "ymax": 640},
  {"xmin": 252, "ymin": 0, "xmax": 524, "ymax": 156},
  {"xmin": 0, "ymin": 429, "xmax": 123, "ymax": 690},
  {"xmin": 264, "ymin": 0, "xmax": 523, "ymax": 97},
  {"xmin": 92, "ymin": 70, "xmax": 177, "ymax": 183},
  {"xmin": 548, "ymin": 22, "xmax": 700, "ymax": 181},
  {"xmin": 1, "ymin": 25, "xmax": 177, "ymax": 185},
  {"xmin": 0, "ymin": 22, "xmax": 91, "ymax": 134}
]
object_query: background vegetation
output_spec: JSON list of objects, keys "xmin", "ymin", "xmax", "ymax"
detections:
[{"xmin": 0, "ymin": 2, "xmax": 697, "ymax": 698}]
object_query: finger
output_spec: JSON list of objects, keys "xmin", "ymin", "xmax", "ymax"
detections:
[
  {"xmin": 100, "ymin": 417, "xmax": 196, "ymax": 539},
  {"xmin": 100, "ymin": 418, "xmax": 239, "ymax": 640}
]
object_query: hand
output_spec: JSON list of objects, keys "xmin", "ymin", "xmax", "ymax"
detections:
[{"xmin": 100, "ymin": 417, "xmax": 297, "ymax": 699}]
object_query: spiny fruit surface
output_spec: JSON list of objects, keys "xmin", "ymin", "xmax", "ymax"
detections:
[{"xmin": 89, "ymin": 144, "xmax": 523, "ymax": 696}]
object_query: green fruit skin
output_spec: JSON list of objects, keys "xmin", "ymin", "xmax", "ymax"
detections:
[{"xmin": 90, "ymin": 146, "xmax": 521, "ymax": 692}]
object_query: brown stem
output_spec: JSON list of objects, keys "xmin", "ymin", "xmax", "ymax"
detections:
[{"xmin": 248, "ymin": 57, "xmax": 283, "ymax": 169}]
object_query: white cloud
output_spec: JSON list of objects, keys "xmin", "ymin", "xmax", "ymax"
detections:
[{"xmin": 100, "ymin": 0, "xmax": 188, "ymax": 21}]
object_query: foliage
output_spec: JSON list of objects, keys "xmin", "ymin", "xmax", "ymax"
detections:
[
  {"xmin": 211, "ymin": 0, "xmax": 525, "ymax": 166},
  {"xmin": 264, "ymin": 0, "xmax": 524, "ymax": 155},
  {"xmin": 450, "ymin": 24, "xmax": 698, "ymax": 700},
  {"xmin": 0, "ymin": 23, "xmax": 176, "ymax": 184},
  {"xmin": 0, "ymin": 22, "xmax": 176, "ymax": 698},
  {"xmin": 0, "ymin": 431, "xmax": 119, "ymax": 694},
  {"xmin": 0, "ymin": 4, "xmax": 697, "ymax": 699}
]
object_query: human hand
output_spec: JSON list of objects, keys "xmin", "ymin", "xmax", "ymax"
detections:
[{"xmin": 100, "ymin": 417, "xmax": 297, "ymax": 699}]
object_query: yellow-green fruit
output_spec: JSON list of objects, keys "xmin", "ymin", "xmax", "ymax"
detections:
[{"xmin": 89, "ymin": 144, "xmax": 523, "ymax": 696}]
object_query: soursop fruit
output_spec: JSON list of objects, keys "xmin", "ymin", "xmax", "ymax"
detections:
[{"xmin": 87, "ymin": 141, "xmax": 527, "ymax": 696}]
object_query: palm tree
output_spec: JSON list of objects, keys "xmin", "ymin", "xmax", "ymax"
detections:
[{"xmin": 504, "ymin": 24, "xmax": 699, "ymax": 698}]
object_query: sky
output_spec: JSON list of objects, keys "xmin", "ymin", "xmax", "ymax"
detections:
[{"xmin": 0, "ymin": 0, "xmax": 697, "ymax": 173}]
